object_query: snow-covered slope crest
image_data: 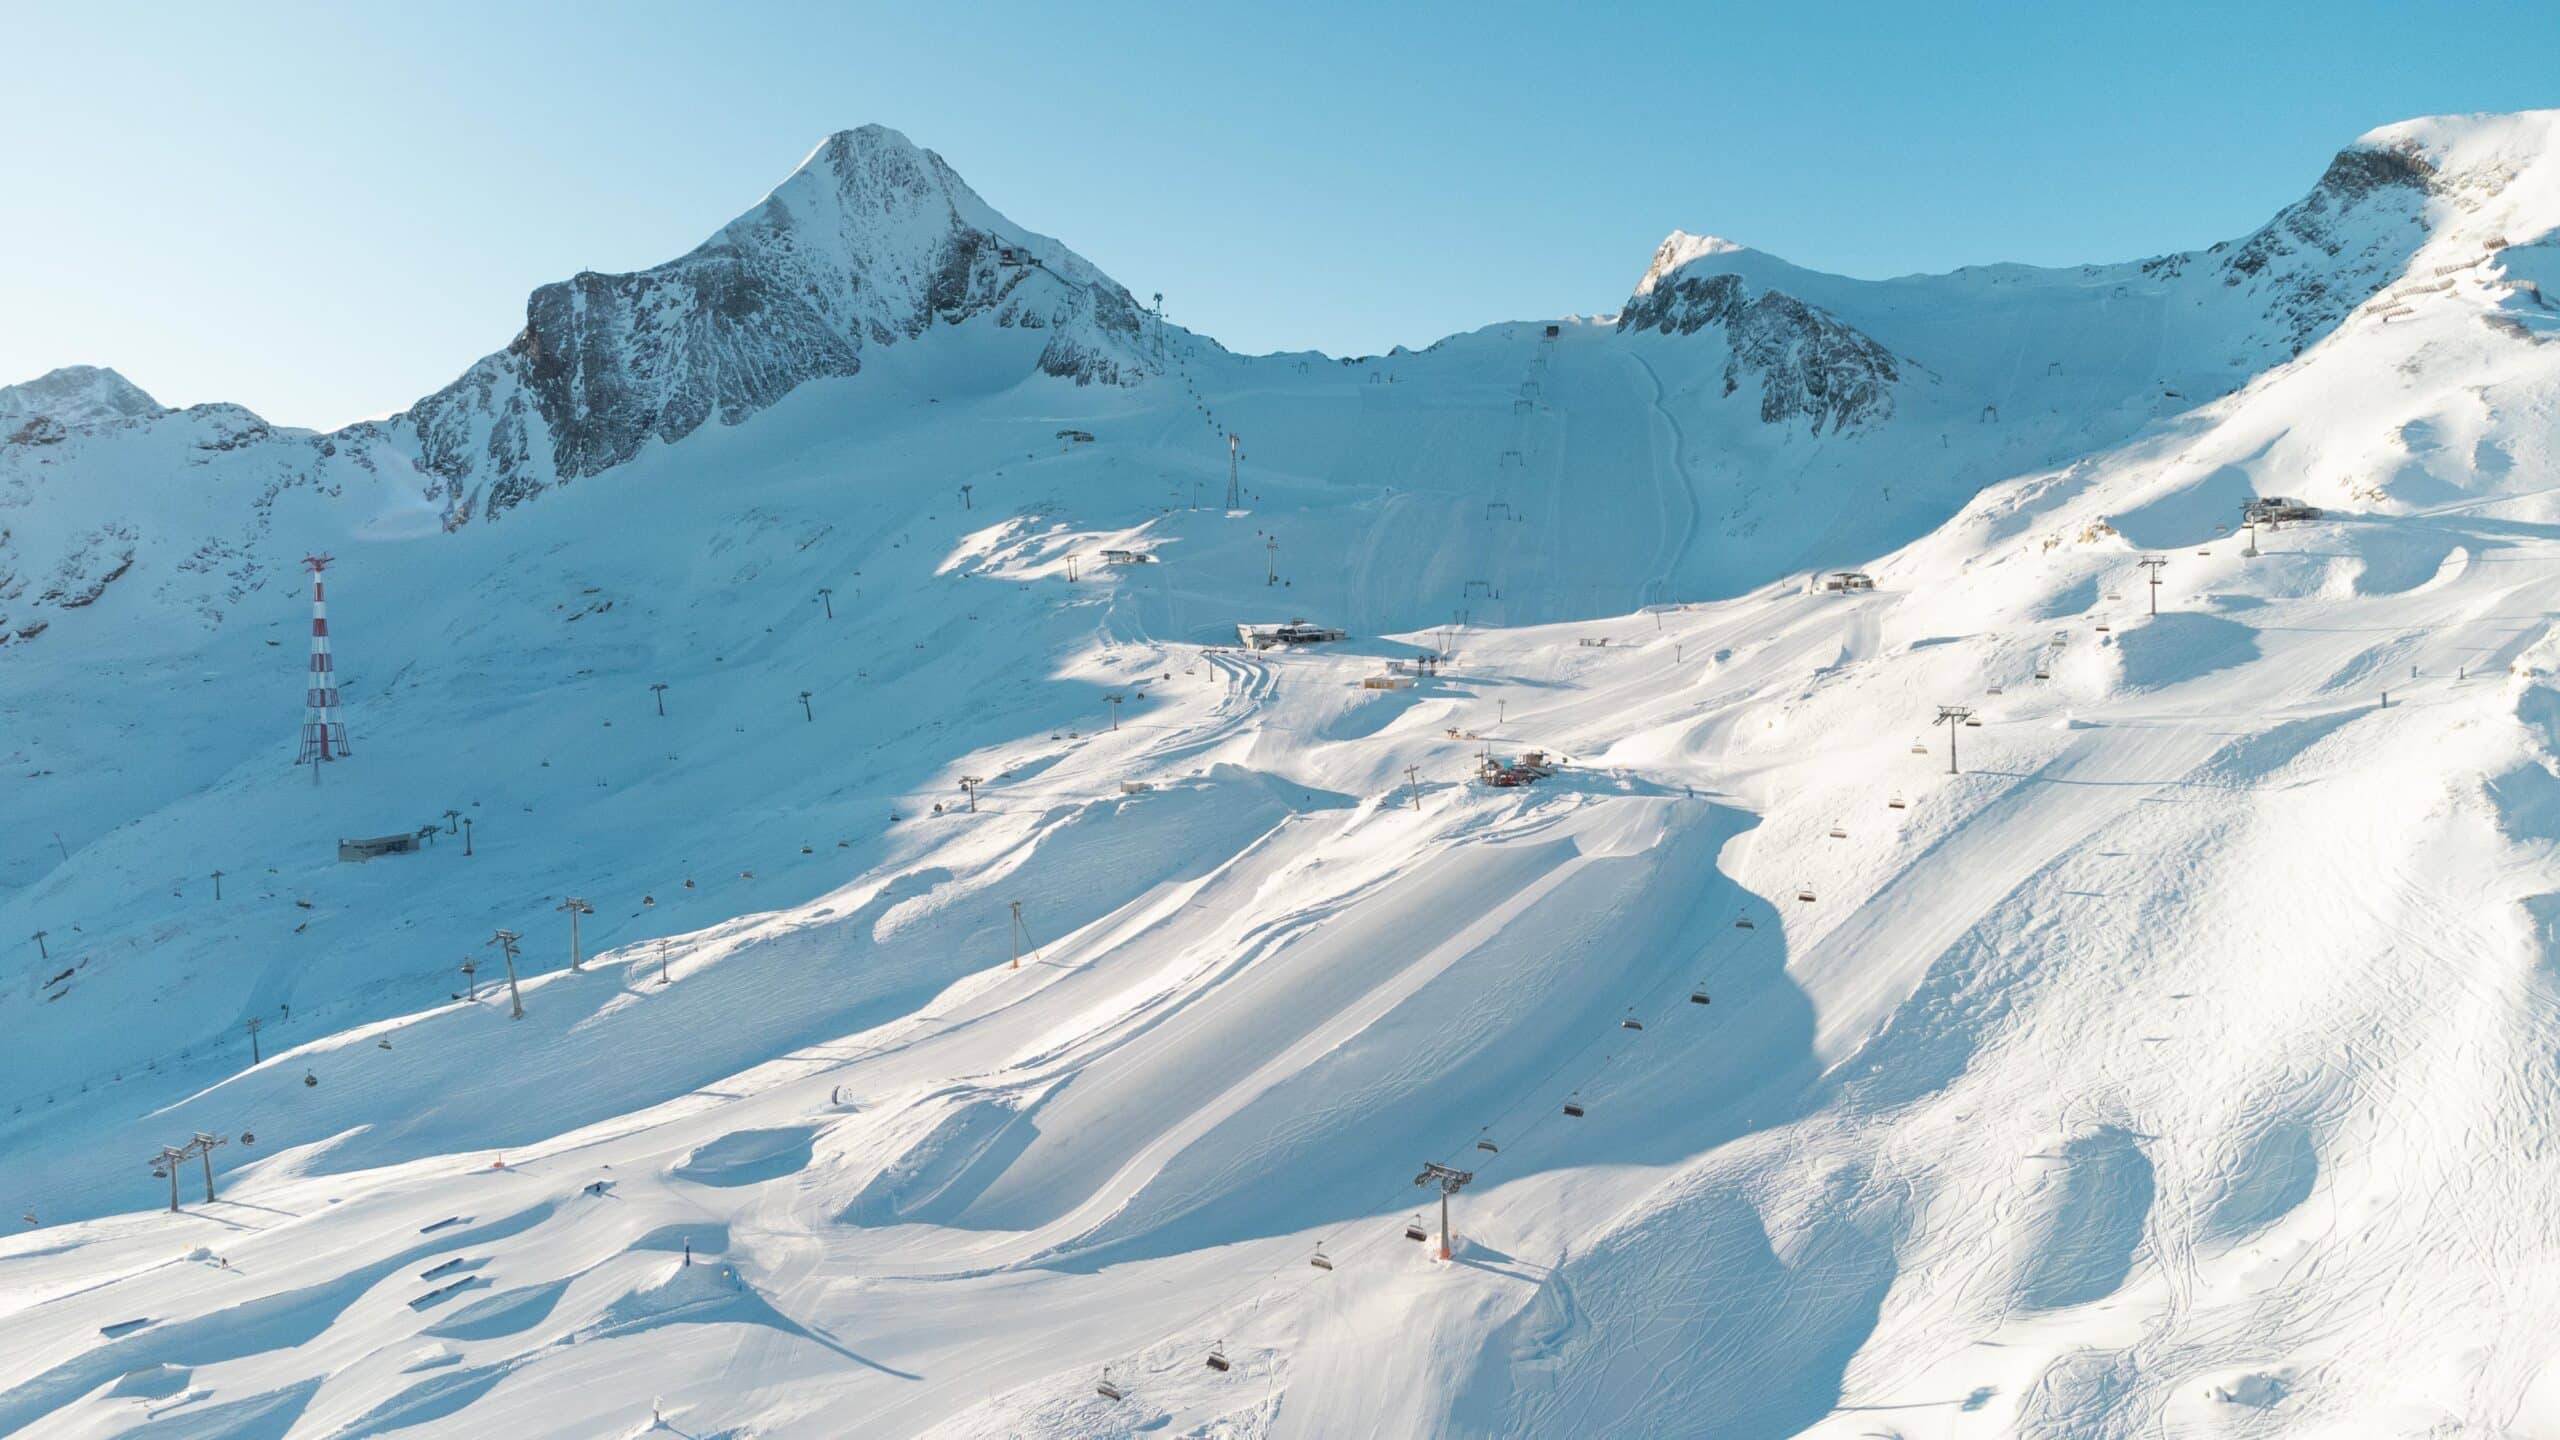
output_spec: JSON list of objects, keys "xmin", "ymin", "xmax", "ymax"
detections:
[
  {"xmin": 385, "ymin": 124, "xmax": 1162, "ymax": 526},
  {"xmin": 1613, "ymin": 115, "xmax": 2527, "ymax": 442},
  {"xmin": 0, "ymin": 365, "xmax": 168, "ymax": 442}
]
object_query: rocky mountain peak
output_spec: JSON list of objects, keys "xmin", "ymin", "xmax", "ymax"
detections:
[
  {"xmin": 393, "ymin": 125, "xmax": 1158, "ymax": 526},
  {"xmin": 0, "ymin": 366, "xmax": 168, "ymax": 443}
]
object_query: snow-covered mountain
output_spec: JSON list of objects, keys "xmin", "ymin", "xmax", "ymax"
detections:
[
  {"xmin": 0, "ymin": 366, "xmax": 168, "ymax": 442},
  {"xmin": 8, "ymin": 110, "xmax": 2560, "ymax": 1438},
  {"xmin": 380, "ymin": 124, "xmax": 1162, "ymax": 527}
]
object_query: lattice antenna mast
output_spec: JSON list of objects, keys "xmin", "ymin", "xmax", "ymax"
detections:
[{"xmin": 295, "ymin": 555, "xmax": 351, "ymax": 780}]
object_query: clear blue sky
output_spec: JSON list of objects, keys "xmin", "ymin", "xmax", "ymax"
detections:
[{"xmin": 7, "ymin": 0, "xmax": 2556, "ymax": 430}]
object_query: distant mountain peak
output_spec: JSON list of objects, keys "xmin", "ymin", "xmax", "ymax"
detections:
[
  {"xmin": 1634, "ymin": 232, "xmax": 1755, "ymax": 297},
  {"xmin": 0, "ymin": 366, "xmax": 168, "ymax": 443},
  {"xmin": 391, "ymin": 124, "xmax": 1159, "ymax": 526}
]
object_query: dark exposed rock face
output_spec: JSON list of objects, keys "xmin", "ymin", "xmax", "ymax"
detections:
[
  {"xmin": 396, "ymin": 126, "xmax": 1155, "ymax": 526},
  {"xmin": 2214, "ymin": 141, "xmax": 2437, "ymax": 354},
  {"xmin": 1618, "ymin": 270, "xmax": 1900, "ymax": 433}
]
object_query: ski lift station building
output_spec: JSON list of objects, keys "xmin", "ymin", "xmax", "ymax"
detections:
[
  {"xmin": 1814, "ymin": 570, "xmax": 1876, "ymax": 593},
  {"xmin": 2242, "ymin": 495, "xmax": 2322, "ymax": 525},
  {"xmin": 1237, "ymin": 620, "xmax": 1348, "ymax": 651},
  {"xmin": 337, "ymin": 831, "xmax": 422, "ymax": 863}
]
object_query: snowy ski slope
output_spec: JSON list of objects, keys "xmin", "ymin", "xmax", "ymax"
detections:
[{"xmin": 9, "ymin": 110, "xmax": 2560, "ymax": 1436}]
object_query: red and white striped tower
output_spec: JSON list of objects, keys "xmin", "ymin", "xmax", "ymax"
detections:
[{"xmin": 295, "ymin": 554, "xmax": 350, "ymax": 780}]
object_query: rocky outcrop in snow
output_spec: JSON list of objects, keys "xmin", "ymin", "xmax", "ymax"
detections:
[
  {"xmin": 391, "ymin": 126, "xmax": 1158, "ymax": 526},
  {"xmin": 1617, "ymin": 244, "xmax": 1901, "ymax": 433},
  {"xmin": 2198, "ymin": 139, "xmax": 2437, "ymax": 354}
]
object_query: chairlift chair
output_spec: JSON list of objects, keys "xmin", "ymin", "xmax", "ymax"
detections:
[
  {"xmin": 1797, "ymin": 886, "xmax": 1817, "ymax": 903},
  {"xmin": 1404, "ymin": 1218, "xmax": 1429, "ymax": 1242},
  {"xmin": 1562, "ymin": 1094, "xmax": 1587, "ymax": 1118},
  {"xmin": 1206, "ymin": 1344, "xmax": 1232, "ymax": 1373},
  {"xmin": 2095, "ymin": 622, "xmax": 2111, "ymax": 633},
  {"xmin": 1733, "ymin": 916, "xmax": 1755, "ymax": 929},
  {"xmin": 1689, "ymin": 989, "xmax": 1711, "ymax": 1005},
  {"xmin": 1310, "ymin": 1248, "xmax": 1334, "ymax": 1271},
  {"xmin": 1910, "ymin": 739, "xmax": 1929, "ymax": 755},
  {"xmin": 1828, "ymin": 826, "xmax": 1848, "ymax": 839},
  {"xmin": 2034, "ymin": 664, "xmax": 2051, "ymax": 680},
  {"xmin": 1888, "ymin": 793, "xmax": 1906, "ymax": 810},
  {"xmin": 1621, "ymin": 1015, "xmax": 1644, "ymax": 1031},
  {"xmin": 1476, "ymin": 1137, "xmax": 1500, "ymax": 1153},
  {"xmin": 1096, "ymin": 1370, "xmax": 1125, "ymax": 1402}
]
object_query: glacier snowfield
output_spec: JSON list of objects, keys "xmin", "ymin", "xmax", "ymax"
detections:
[{"xmin": 10, "ymin": 112, "xmax": 2560, "ymax": 1436}]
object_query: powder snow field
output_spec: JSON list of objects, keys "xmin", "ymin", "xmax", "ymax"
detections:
[{"xmin": 11, "ymin": 112, "xmax": 2560, "ymax": 1436}]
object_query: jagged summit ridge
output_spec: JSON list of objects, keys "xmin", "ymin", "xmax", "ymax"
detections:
[
  {"xmin": 0, "ymin": 366, "xmax": 167, "ymax": 444},
  {"xmin": 392, "ymin": 124, "xmax": 1158, "ymax": 526}
]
